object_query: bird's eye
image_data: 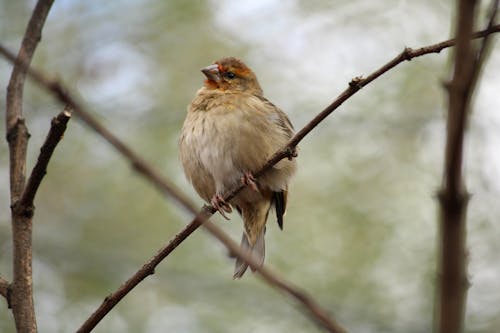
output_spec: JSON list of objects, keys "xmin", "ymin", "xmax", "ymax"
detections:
[{"xmin": 225, "ymin": 71, "xmax": 236, "ymax": 79}]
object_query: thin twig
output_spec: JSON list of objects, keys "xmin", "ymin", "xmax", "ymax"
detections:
[
  {"xmin": 75, "ymin": 208, "xmax": 209, "ymax": 333},
  {"xmin": 77, "ymin": 208, "xmax": 347, "ymax": 333},
  {"xmin": 469, "ymin": 0, "xmax": 498, "ymax": 90},
  {"xmin": 435, "ymin": 0, "xmax": 496, "ymax": 332},
  {"xmin": 4, "ymin": 1, "xmax": 54, "ymax": 332},
  {"xmin": 0, "ymin": 42, "xmax": 199, "ymax": 215},
  {"xmin": 0, "ymin": 24, "xmax": 499, "ymax": 333},
  {"xmin": 223, "ymin": 23, "xmax": 500, "ymax": 205},
  {"xmin": 15, "ymin": 108, "xmax": 72, "ymax": 215}
]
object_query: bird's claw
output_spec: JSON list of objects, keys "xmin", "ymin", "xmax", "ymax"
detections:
[
  {"xmin": 211, "ymin": 194, "xmax": 232, "ymax": 220},
  {"xmin": 287, "ymin": 146, "xmax": 298, "ymax": 160},
  {"xmin": 241, "ymin": 172, "xmax": 259, "ymax": 192}
]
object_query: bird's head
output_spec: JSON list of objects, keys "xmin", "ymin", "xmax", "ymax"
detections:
[{"xmin": 201, "ymin": 57, "xmax": 263, "ymax": 95}]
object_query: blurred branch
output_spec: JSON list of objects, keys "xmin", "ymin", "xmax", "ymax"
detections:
[
  {"xmin": 0, "ymin": 45, "xmax": 199, "ymax": 215},
  {"xmin": 470, "ymin": 0, "xmax": 499, "ymax": 90},
  {"xmin": 4, "ymin": 0, "xmax": 54, "ymax": 332},
  {"xmin": 435, "ymin": 0, "xmax": 497, "ymax": 332},
  {"xmin": 0, "ymin": 23, "xmax": 499, "ymax": 333}
]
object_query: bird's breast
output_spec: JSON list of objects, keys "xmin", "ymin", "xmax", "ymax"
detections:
[
  {"xmin": 182, "ymin": 91, "xmax": 295, "ymax": 196},
  {"xmin": 185, "ymin": 109, "xmax": 242, "ymax": 193}
]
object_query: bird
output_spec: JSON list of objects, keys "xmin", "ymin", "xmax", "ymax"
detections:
[{"xmin": 179, "ymin": 57, "xmax": 297, "ymax": 278}]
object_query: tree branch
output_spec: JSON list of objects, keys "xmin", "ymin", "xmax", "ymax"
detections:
[
  {"xmin": 6, "ymin": 0, "xmax": 54, "ymax": 200},
  {"xmin": 218, "ymin": 24, "xmax": 500, "ymax": 207},
  {"xmin": 16, "ymin": 108, "xmax": 72, "ymax": 213},
  {"xmin": 75, "ymin": 207, "xmax": 211, "ymax": 333},
  {"xmin": 4, "ymin": 1, "xmax": 54, "ymax": 332},
  {"xmin": 77, "ymin": 207, "xmax": 348, "ymax": 333},
  {"xmin": 0, "ymin": 24, "xmax": 499, "ymax": 333},
  {"xmin": 0, "ymin": 105, "xmax": 71, "ymax": 307},
  {"xmin": 435, "ymin": 0, "xmax": 497, "ymax": 332}
]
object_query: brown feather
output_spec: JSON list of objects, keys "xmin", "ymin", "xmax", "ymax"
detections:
[{"xmin": 179, "ymin": 57, "xmax": 297, "ymax": 277}]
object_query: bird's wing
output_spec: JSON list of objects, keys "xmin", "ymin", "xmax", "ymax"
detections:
[{"xmin": 256, "ymin": 95, "xmax": 295, "ymax": 138}]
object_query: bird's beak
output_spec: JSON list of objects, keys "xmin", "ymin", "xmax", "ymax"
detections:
[{"xmin": 201, "ymin": 64, "xmax": 221, "ymax": 82}]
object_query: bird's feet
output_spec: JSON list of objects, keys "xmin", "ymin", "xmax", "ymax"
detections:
[
  {"xmin": 287, "ymin": 146, "xmax": 298, "ymax": 160},
  {"xmin": 211, "ymin": 194, "xmax": 232, "ymax": 220},
  {"xmin": 241, "ymin": 171, "xmax": 259, "ymax": 192}
]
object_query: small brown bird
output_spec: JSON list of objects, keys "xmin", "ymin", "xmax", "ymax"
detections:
[{"xmin": 179, "ymin": 57, "xmax": 297, "ymax": 278}]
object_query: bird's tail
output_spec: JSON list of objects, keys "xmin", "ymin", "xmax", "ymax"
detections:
[{"xmin": 233, "ymin": 229, "xmax": 265, "ymax": 279}]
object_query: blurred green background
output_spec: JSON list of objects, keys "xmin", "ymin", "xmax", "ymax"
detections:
[{"xmin": 1, "ymin": 1, "xmax": 499, "ymax": 332}]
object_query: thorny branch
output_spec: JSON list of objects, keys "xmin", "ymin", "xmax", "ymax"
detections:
[
  {"xmin": 4, "ymin": 0, "xmax": 54, "ymax": 332},
  {"xmin": 0, "ymin": 23, "xmax": 499, "ymax": 333}
]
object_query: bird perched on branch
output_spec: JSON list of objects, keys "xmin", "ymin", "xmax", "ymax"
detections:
[{"xmin": 179, "ymin": 57, "xmax": 297, "ymax": 278}]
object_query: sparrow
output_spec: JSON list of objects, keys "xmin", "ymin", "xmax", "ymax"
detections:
[{"xmin": 179, "ymin": 57, "xmax": 297, "ymax": 278}]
